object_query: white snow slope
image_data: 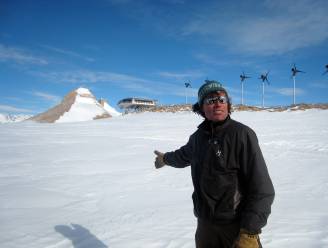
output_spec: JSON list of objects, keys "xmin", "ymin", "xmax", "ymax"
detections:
[
  {"xmin": 102, "ymin": 101, "xmax": 121, "ymax": 117},
  {"xmin": 0, "ymin": 110, "xmax": 328, "ymax": 248}
]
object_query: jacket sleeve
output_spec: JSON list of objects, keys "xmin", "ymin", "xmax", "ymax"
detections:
[
  {"xmin": 239, "ymin": 128, "xmax": 275, "ymax": 234},
  {"xmin": 163, "ymin": 134, "xmax": 194, "ymax": 168}
]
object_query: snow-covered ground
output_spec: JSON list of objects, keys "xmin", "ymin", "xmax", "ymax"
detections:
[{"xmin": 0, "ymin": 110, "xmax": 328, "ymax": 248}]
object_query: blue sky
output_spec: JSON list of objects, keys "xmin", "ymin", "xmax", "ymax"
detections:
[{"xmin": 1, "ymin": 0, "xmax": 327, "ymax": 114}]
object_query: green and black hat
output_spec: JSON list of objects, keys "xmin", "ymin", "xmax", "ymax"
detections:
[{"xmin": 197, "ymin": 80, "xmax": 229, "ymax": 106}]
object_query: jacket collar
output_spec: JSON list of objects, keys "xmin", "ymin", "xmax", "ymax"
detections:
[{"xmin": 198, "ymin": 115, "xmax": 231, "ymax": 134}]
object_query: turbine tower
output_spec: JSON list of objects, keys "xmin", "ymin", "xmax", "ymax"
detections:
[
  {"xmin": 291, "ymin": 64, "xmax": 305, "ymax": 105},
  {"xmin": 240, "ymin": 72, "xmax": 251, "ymax": 105},
  {"xmin": 259, "ymin": 72, "xmax": 270, "ymax": 108},
  {"xmin": 184, "ymin": 81, "xmax": 192, "ymax": 104}
]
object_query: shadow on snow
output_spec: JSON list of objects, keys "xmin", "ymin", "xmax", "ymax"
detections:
[{"xmin": 55, "ymin": 223, "xmax": 108, "ymax": 248}]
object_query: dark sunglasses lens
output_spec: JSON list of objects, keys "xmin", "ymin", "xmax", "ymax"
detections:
[
  {"xmin": 219, "ymin": 96, "xmax": 227, "ymax": 103},
  {"xmin": 205, "ymin": 98, "xmax": 215, "ymax": 104},
  {"xmin": 205, "ymin": 96, "xmax": 227, "ymax": 105}
]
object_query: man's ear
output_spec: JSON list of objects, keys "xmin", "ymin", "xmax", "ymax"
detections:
[{"xmin": 192, "ymin": 103, "xmax": 205, "ymax": 118}]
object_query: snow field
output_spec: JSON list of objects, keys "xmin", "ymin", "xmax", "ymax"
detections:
[{"xmin": 0, "ymin": 110, "xmax": 327, "ymax": 248}]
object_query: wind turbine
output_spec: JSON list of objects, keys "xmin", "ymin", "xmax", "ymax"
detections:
[
  {"xmin": 240, "ymin": 72, "xmax": 251, "ymax": 105},
  {"xmin": 184, "ymin": 81, "xmax": 192, "ymax": 104},
  {"xmin": 259, "ymin": 71, "xmax": 270, "ymax": 108},
  {"xmin": 322, "ymin": 64, "xmax": 328, "ymax": 75},
  {"xmin": 291, "ymin": 64, "xmax": 305, "ymax": 105}
]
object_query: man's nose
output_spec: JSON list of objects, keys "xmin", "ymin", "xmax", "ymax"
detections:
[{"xmin": 213, "ymin": 101, "xmax": 222, "ymax": 106}]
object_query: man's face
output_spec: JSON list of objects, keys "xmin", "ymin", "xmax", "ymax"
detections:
[{"xmin": 202, "ymin": 91, "xmax": 229, "ymax": 122}]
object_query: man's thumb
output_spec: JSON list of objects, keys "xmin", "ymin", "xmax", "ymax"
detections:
[{"xmin": 154, "ymin": 150, "xmax": 163, "ymax": 156}]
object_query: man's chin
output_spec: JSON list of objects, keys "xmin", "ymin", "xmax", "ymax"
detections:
[{"xmin": 211, "ymin": 113, "xmax": 227, "ymax": 121}]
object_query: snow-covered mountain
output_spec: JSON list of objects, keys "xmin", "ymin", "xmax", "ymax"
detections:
[
  {"xmin": 98, "ymin": 99, "xmax": 121, "ymax": 117},
  {"xmin": 29, "ymin": 88, "xmax": 121, "ymax": 123},
  {"xmin": 0, "ymin": 113, "xmax": 32, "ymax": 123}
]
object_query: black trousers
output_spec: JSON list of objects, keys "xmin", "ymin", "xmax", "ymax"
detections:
[{"xmin": 195, "ymin": 219, "xmax": 240, "ymax": 248}]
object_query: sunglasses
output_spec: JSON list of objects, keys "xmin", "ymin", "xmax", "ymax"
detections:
[{"xmin": 204, "ymin": 95, "xmax": 228, "ymax": 105}]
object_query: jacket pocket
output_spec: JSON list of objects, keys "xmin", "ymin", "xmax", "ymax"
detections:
[{"xmin": 200, "ymin": 170, "xmax": 240, "ymax": 220}]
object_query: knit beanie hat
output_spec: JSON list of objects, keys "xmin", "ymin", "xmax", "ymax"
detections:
[{"xmin": 198, "ymin": 80, "xmax": 228, "ymax": 106}]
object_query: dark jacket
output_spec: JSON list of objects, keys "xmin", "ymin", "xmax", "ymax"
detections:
[{"xmin": 163, "ymin": 116, "xmax": 275, "ymax": 233}]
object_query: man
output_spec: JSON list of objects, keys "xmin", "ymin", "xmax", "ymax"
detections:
[{"xmin": 154, "ymin": 80, "xmax": 274, "ymax": 248}]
